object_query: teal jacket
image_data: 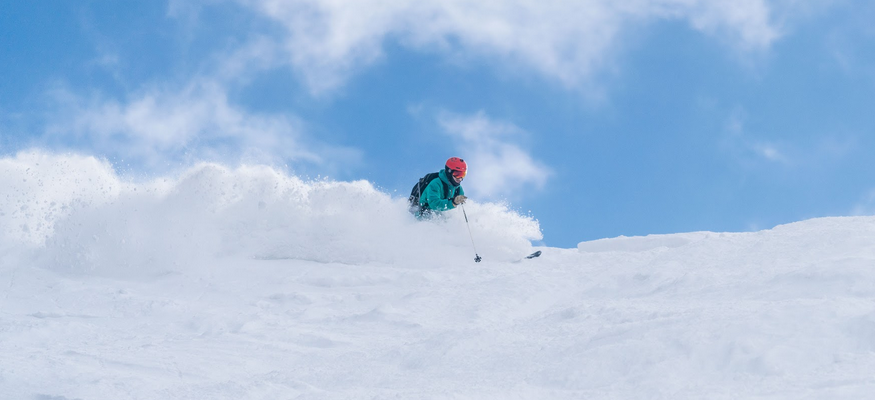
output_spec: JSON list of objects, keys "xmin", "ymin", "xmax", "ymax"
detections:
[{"xmin": 418, "ymin": 169, "xmax": 464, "ymax": 217}]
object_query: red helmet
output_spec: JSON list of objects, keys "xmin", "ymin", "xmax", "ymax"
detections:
[{"xmin": 445, "ymin": 157, "xmax": 467, "ymax": 179}]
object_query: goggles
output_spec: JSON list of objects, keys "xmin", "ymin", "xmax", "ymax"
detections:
[{"xmin": 451, "ymin": 169, "xmax": 467, "ymax": 179}]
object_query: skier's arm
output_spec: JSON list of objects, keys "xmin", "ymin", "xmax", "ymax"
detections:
[{"xmin": 421, "ymin": 180, "xmax": 455, "ymax": 211}]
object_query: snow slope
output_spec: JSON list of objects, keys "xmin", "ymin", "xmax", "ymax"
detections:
[{"xmin": 2, "ymin": 152, "xmax": 875, "ymax": 399}]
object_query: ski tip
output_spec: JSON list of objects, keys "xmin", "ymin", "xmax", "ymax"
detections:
[{"xmin": 525, "ymin": 250, "xmax": 542, "ymax": 259}]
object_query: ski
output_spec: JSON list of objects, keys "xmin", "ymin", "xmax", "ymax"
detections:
[{"xmin": 512, "ymin": 250, "xmax": 542, "ymax": 263}]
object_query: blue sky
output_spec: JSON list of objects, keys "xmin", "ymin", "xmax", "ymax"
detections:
[{"xmin": 2, "ymin": 0, "xmax": 875, "ymax": 247}]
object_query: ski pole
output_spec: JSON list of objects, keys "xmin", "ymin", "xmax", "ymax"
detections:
[{"xmin": 461, "ymin": 205, "xmax": 482, "ymax": 262}]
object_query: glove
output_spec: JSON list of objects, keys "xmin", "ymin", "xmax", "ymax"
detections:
[{"xmin": 453, "ymin": 195, "xmax": 467, "ymax": 206}]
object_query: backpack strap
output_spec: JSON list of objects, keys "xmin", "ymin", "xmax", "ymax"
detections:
[{"xmin": 439, "ymin": 178, "xmax": 450, "ymax": 199}]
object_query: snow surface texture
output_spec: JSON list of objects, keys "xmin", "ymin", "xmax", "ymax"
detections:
[{"xmin": 3, "ymin": 152, "xmax": 875, "ymax": 399}]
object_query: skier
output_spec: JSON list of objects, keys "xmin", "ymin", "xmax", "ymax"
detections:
[{"xmin": 408, "ymin": 157, "xmax": 468, "ymax": 218}]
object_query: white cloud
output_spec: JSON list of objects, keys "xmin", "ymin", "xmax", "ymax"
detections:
[
  {"xmin": 676, "ymin": 0, "xmax": 779, "ymax": 50},
  {"xmin": 30, "ymin": 0, "xmax": 800, "ymax": 178},
  {"xmin": 437, "ymin": 110, "xmax": 551, "ymax": 199},
  {"xmin": 234, "ymin": 0, "xmax": 784, "ymax": 94},
  {"xmin": 723, "ymin": 107, "xmax": 790, "ymax": 166},
  {"xmin": 45, "ymin": 79, "xmax": 360, "ymax": 172},
  {"xmin": 212, "ymin": 36, "xmax": 286, "ymax": 84},
  {"xmin": 751, "ymin": 142, "xmax": 789, "ymax": 163}
]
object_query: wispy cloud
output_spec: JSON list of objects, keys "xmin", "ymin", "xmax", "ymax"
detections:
[
  {"xmin": 437, "ymin": 110, "xmax": 551, "ymax": 199},
  {"xmin": 723, "ymin": 107, "xmax": 791, "ymax": 166},
  {"xmin": 44, "ymin": 79, "xmax": 360, "ymax": 172},
  {"xmin": 233, "ymin": 0, "xmax": 785, "ymax": 94},
  {"xmin": 722, "ymin": 105, "xmax": 862, "ymax": 171}
]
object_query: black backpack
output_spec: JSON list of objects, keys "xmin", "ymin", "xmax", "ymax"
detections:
[{"xmin": 408, "ymin": 172, "xmax": 458, "ymax": 214}]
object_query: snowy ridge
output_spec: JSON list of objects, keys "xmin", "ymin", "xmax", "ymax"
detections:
[{"xmin": 3, "ymin": 152, "xmax": 875, "ymax": 399}]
